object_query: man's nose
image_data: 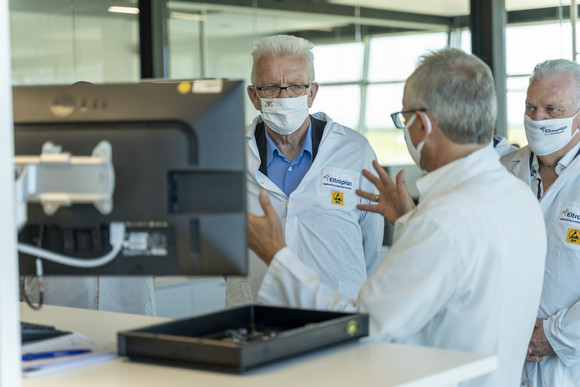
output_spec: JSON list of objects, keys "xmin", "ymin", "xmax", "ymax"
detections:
[
  {"xmin": 277, "ymin": 87, "xmax": 290, "ymax": 98},
  {"xmin": 530, "ymin": 110, "xmax": 546, "ymax": 121}
]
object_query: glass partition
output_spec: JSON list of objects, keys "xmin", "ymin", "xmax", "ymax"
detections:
[{"xmin": 10, "ymin": 0, "xmax": 139, "ymax": 85}]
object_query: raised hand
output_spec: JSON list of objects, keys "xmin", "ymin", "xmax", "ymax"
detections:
[{"xmin": 356, "ymin": 160, "xmax": 416, "ymax": 224}]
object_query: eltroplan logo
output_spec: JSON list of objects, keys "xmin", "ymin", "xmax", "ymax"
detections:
[
  {"xmin": 541, "ymin": 126, "xmax": 567, "ymax": 135},
  {"xmin": 323, "ymin": 173, "xmax": 352, "ymax": 187},
  {"xmin": 562, "ymin": 208, "xmax": 580, "ymax": 220}
]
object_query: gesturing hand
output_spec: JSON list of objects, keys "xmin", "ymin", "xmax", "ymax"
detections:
[
  {"xmin": 356, "ymin": 160, "xmax": 416, "ymax": 224},
  {"xmin": 247, "ymin": 190, "xmax": 286, "ymax": 266}
]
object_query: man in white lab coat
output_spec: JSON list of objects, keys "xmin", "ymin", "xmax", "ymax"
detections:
[
  {"xmin": 248, "ymin": 48, "xmax": 547, "ymax": 386},
  {"xmin": 501, "ymin": 59, "xmax": 580, "ymax": 387},
  {"xmin": 225, "ymin": 35, "xmax": 384, "ymax": 306}
]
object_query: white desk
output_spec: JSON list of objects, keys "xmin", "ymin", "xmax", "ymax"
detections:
[{"xmin": 20, "ymin": 303, "xmax": 497, "ymax": 387}]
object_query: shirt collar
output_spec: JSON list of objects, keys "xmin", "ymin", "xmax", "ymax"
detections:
[
  {"xmin": 416, "ymin": 144, "xmax": 496, "ymax": 202},
  {"xmin": 556, "ymin": 140, "xmax": 580, "ymax": 175},
  {"xmin": 264, "ymin": 123, "xmax": 313, "ymax": 165}
]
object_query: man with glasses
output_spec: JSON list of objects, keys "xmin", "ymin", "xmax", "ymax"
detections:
[
  {"xmin": 225, "ymin": 35, "xmax": 384, "ymax": 307},
  {"xmin": 501, "ymin": 59, "xmax": 580, "ymax": 387},
  {"xmin": 247, "ymin": 48, "xmax": 547, "ymax": 386}
]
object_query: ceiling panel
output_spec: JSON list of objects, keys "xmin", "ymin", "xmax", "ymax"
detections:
[{"xmin": 329, "ymin": 0, "xmax": 570, "ymax": 16}]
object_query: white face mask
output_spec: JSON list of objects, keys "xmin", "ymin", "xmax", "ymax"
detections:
[
  {"xmin": 403, "ymin": 113, "xmax": 432, "ymax": 169},
  {"xmin": 259, "ymin": 95, "xmax": 309, "ymax": 136},
  {"xmin": 524, "ymin": 111, "xmax": 580, "ymax": 156}
]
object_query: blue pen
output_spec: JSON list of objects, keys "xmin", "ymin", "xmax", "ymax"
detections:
[{"xmin": 22, "ymin": 349, "xmax": 91, "ymax": 361}]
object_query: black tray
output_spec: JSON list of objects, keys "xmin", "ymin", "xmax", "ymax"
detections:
[{"xmin": 117, "ymin": 304, "xmax": 368, "ymax": 372}]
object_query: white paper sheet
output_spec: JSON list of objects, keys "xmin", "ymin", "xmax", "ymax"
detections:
[{"xmin": 21, "ymin": 332, "xmax": 117, "ymax": 378}]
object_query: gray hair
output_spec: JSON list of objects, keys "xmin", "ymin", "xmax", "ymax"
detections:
[
  {"xmin": 403, "ymin": 48, "xmax": 497, "ymax": 144},
  {"xmin": 530, "ymin": 59, "xmax": 580, "ymax": 107},
  {"xmin": 250, "ymin": 35, "xmax": 315, "ymax": 84}
]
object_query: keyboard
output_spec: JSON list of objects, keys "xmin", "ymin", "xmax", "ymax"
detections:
[{"xmin": 21, "ymin": 321, "xmax": 71, "ymax": 344}]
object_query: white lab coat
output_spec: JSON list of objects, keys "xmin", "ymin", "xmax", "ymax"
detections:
[
  {"xmin": 501, "ymin": 144, "xmax": 580, "ymax": 387},
  {"xmin": 226, "ymin": 112, "xmax": 384, "ymax": 307},
  {"xmin": 259, "ymin": 145, "xmax": 547, "ymax": 387},
  {"xmin": 25, "ymin": 276, "xmax": 156, "ymax": 315}
]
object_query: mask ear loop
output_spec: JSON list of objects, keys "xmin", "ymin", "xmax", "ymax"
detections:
[
  {"xmin": 414, "ymin": 113, "xmax": 432, "ymax": 160},
  {"xmin": 571, "ymin": 107, "xmax": 580, "ymax": 139},
  {"xmin": 417, "ymin": 110, "xmax": 432, "ymax": 136},
  {"xmin": 424, "ymin": 114, "xmax": 432, "ymax": 134}
]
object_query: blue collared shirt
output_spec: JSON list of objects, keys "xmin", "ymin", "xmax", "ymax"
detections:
[{"xmin": 265, "ymin": 124, "xmax": 313, "ymax": 196}]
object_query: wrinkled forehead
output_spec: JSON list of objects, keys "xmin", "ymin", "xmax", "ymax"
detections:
[{"xmin": 527, "ymin": 73, "xmax": 577, "ymax": 107}]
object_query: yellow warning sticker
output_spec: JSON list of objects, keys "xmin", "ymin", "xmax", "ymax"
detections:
[
  {"xmin": 177, "ymin": 81, "xmax": 192, "ymax": 94},
  {"xmin": 331, "ymin": 191, "xmax": 344, "ymax": 206},
  {"xmin": 567, "ymin": 228, "xmax": 580, "ymax": 244}
]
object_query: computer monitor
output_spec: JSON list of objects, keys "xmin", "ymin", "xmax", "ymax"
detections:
[{"xmin": 13, "ymin": 80, "xmax": 248, "ymax": 276}]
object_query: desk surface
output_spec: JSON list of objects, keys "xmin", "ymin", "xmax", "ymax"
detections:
[{"xmin": 20, "ymin": 303, "xmax": 496, "ymax": 387}]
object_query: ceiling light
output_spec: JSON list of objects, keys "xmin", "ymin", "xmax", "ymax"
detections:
[
  {"xmin": 108, "ymin": 6, "xmax": 140, "ymax": 15},
  {"xmin": 170, "ymin": 12, "xmax": 205, "ymax": 21}
]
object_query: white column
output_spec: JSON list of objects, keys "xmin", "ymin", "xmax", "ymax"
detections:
[{"xmin": 0, "ymin": 0, "xmax": 22, "ymax": 386}]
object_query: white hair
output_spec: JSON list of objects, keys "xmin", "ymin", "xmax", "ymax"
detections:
[
  {"xmin": 250, "ymin": 35, "xmax": 315, "ymax": 84},
  {"xmin": 404, "ymin": 48, "xmax": 497, "ymax": 145},
  {"xmin": 530, "ymin": 59, "xmax": 580, "ymax": 107}
]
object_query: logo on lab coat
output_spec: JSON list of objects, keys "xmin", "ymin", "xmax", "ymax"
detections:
[
  {"xmin": 322, "ymin": 173, "xmax": 354, "ymax": 191},
  {"xmin": 331, "ymin": 191, "xmax": 344, "ymax": 206},
  {"xmin": 561, "ymin": 208, "xmax": 580, "ymax": 223},
  {"xmin": 567, "ymin": 228, "xmax": 580, "ymax": 244}
]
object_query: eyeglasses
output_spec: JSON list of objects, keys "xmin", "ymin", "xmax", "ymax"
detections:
[
  {"xmin": 254, "ymin": 84, "xmax": 311, "ymax": 98},
  {"xmin": 390, "ymin": 108, "xmax": 427, "ymax": 129}
]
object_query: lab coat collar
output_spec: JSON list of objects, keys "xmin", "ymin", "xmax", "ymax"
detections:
[
  {"xmin": 246, "ymin": 112, "xmax": 344, "ymax": 169},
  {"xmin": 502, "ymin": 146, "xmax": 531, "ymax": 179},
  {"xmin": 416, "ymin": 144, "xmax": 499, "ymax": 203}
]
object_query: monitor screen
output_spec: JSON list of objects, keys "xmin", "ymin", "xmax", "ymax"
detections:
[{"xmin": 13, "ymin": 80, "xmax": 247, "ymax": 276}]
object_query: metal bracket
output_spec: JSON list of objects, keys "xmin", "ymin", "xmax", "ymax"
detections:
[{"xmin": 14, "ymin": 140, "xmax": 115, "ymax": 228}]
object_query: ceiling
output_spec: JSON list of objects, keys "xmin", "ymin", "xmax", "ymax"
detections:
[
  {"xmin": 8, "ymin": 0, "xmax": 576, "ymax": 39},
  {"xmin": 8, "ymin": 0, "xmax": 574, "ymax": 17},
  {"xmin": 330, "ymin": 0, "xmax": 571, "ymax": 16}
]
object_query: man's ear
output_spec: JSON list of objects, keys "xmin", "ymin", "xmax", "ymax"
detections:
[
  {"xmin": 415, "ymin": 110, "xmax": 433, "ymax": 141},
  {"xmin": 307, "ymin": 82, "xmax": 319, "ymax": 108},
  {"xmin": 247, "ymin": 85, "xmax": 262, "ymax": 111}
]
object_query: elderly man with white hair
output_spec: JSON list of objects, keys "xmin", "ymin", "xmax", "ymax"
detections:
[
  {"xmin": 225, "ymin": 35, "xmax": 384, "ymax": 307},
  {"xmin": 501, "ymin": 58, "xmax": 580, "ymax": 387}
]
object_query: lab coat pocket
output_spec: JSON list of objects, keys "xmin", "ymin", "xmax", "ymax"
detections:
[
  {"xmin": 315, "ymin": 167, "xmax": 359, "ymax": 213},
  {"xmin": 551, "ymin": 200, "xmax": 580, "ymax": 251}
]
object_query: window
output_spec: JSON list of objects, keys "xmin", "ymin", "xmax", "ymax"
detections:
[
  {"xmin": 313, "ymin": 32, "xmax": 449, "ymax": 165},
  {"xmin": 367, "ymin": 33, "xmax": 448, "ymax": 82},
  {"xmin": 313, "ymin": 84, "xmax": 361, "ymax": 129},
  {"xmin": 11, "ymin": 2, "xmax": 580, "ymax": 164},
  {"xmin": 314, "ymin": 43, "xmax": 364, "ymax": 83},
  {"xmin": 10, "ymin": 1, "xmax": 139, "ymax": 85},
  {"xmin": 505, "ymin": 23, "xmax": 574, "ymax": 148}
]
